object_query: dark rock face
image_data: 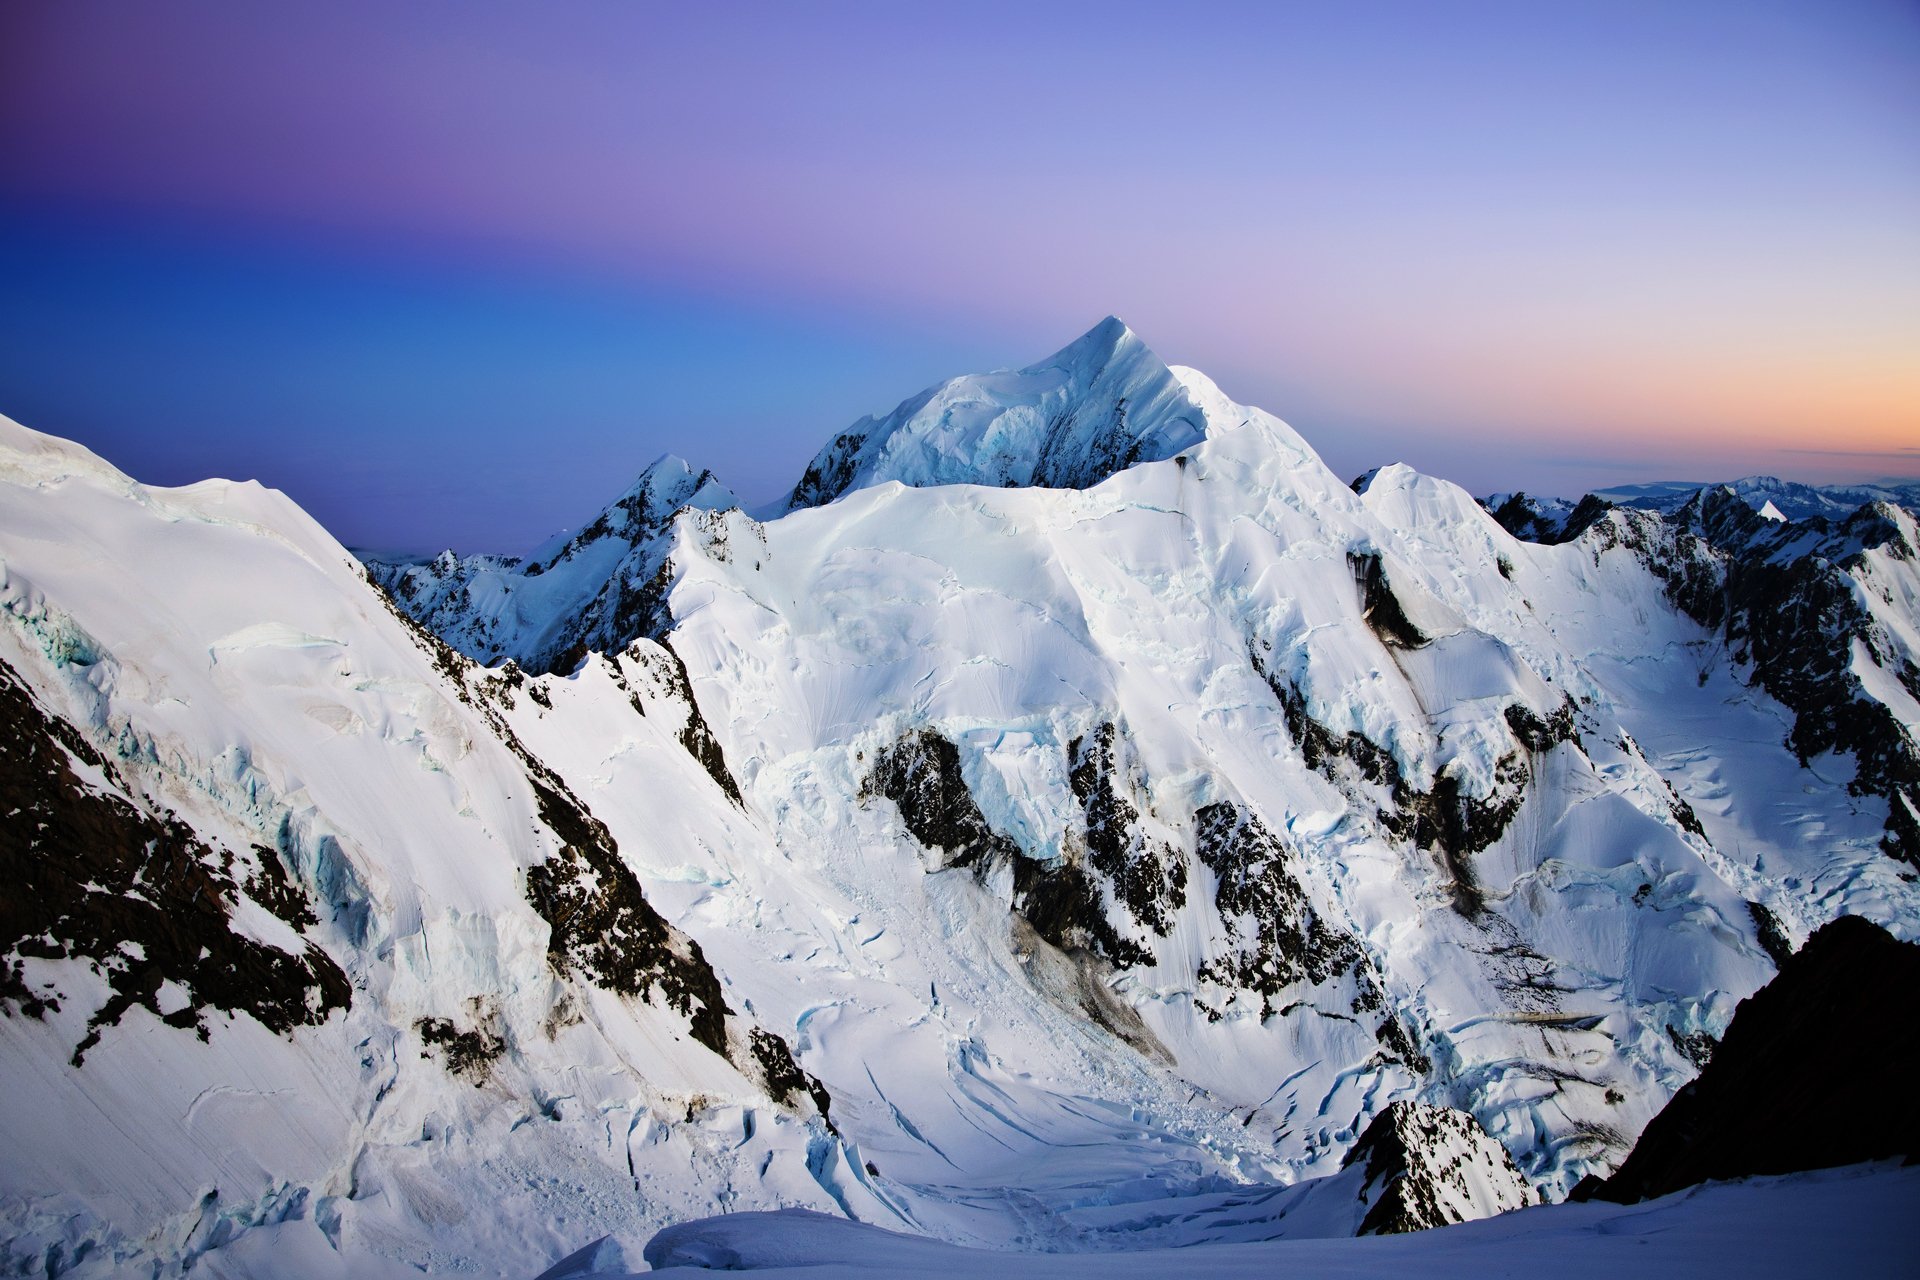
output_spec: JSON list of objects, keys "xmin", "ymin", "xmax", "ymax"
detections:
[
  {"xmin": 1192, "ymin": 801, "xmax": 1425, "ymax": 1067},
  {"xmin": 1348, "ymin": 551, "xmax": 1428, "ymax": 649},
  {"xmin": 748, "ymin": 1026, "xmax": 834, "ymax": 1125},
  {"xmin": 1747, "ymin": 901, "xmax": 1793, "ymax": 968},
  {"xmin": 522, "ymin": 770, "xmax": 731, "ymax": 1058},
  {"xmin": 865, "ymin": 726, "xmax": 1164, "ymax": 968},
  {"xmin": 787, "ymin": 431, "xmax": 868, "ymax": 511},
  {"xmin": 1578, "ymin": 915, "xmax": 1920, "ymax": 1204},
  {"xmin": 1194, "ymin": 801, "xmax": 1361, "ymax": 996},
  {"xmin": 865, "ymin": 731, "xmax": 1020, "ymax": 871},
  {"xmin": 1343, "ymin": 1100, "xmax": 1534, "ymax": 1235},
  {"xmin": 1067, "ymin": 724, "xmax": 1186, "ymax": 936},
  {"xmin": 0, "ymin": 658, "xmax": 349, "ymax": 1066},
  {"xmin": 1485, "ymin": 492, "xmax": 1612, "ymax": 545},
  {"xmin": 636, "ymin": 644, "xmax": 743, "ymax": 808},
  {"xmin": 417, "ymin": 1015, "xmax": 505, "ymax": 1082}
]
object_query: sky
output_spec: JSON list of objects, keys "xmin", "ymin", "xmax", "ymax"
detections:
[{"xmin": 1, "ymin": 0, "xmax": 1915, "ymax": 553}]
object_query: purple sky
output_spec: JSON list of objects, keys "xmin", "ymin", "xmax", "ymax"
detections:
[{"xmin": 2, "ymin": 1, "xmax": 1916, "ymax": 551}]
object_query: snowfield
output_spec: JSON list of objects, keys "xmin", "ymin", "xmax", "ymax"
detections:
[
  {"xmin": 626, "ymin": 1163, "xmax": 1920, "ymax": 1279},
  {"xmin": 2, "ymin": 320, "xmax": 1916, "ymax": 1277}
]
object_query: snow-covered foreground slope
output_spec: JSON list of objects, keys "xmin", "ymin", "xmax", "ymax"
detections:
[
  {"xmin": 4, "ymin": 319, "xmax": 1919, "ymax": 1277},
  {"xmin": 633, "ymin": 1163, "xmax": 1920, "ymax": 1279}
]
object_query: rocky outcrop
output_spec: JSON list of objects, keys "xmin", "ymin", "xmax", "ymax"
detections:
[
  {"xmin": 1576, "ymin": 915, "xmax": 1920, "ymax": 1204},
  {"xmin": 1342, "ymin": 1101, "xmax": 1535, "ymax": 1235},
  {"xmin": 0, "ymin": 657, "xmax": 349, "ymax": 1066}
]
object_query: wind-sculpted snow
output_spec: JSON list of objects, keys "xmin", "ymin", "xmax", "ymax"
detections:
[{"xmin": 4, "ymin": 320, "xmax": 1920, "ymax": 1276}]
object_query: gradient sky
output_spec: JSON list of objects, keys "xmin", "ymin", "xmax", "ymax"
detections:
[{"xmin": 2, "ymin": 1, "xmax": 1915, "ymax": 552}]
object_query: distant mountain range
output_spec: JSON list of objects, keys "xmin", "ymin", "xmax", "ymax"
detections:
[{"xmin": 1482, "ymin": 475, "xmax": 1920, "ymax": 544}]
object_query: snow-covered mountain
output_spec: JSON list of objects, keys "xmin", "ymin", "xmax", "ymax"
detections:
[
  {"xmin": 1485, "ymin": 477, "xmax": 1919, "ymax": 543},
  {"xmin": 4, "ymin": 320, "xmax": 1919, "ymax": 1277},
  {"xmin": 367, "ymin": 455, "xmax": 736, "ymax": 675},
  {"xmin": 783, "ymin": 317, "xmax": 1215, "ymax": 511}
]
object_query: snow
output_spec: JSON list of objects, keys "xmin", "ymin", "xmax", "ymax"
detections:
[{"xmin": 636, "ymin": 1163, "xmax": 1920, "ymax": 1278}]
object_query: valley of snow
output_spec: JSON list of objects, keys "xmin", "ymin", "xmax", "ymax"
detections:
[{"xmin": 2, "ymin": 320, "xmax": 1916, "ymax": 1277}]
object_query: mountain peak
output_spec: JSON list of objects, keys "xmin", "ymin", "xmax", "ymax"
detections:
[
  {"xmin": 1033, "ymin": 315, "xmax": 1139, "ymax": 371},
  {"xmin": 782, "ymin": 319, "xmax": 1210, "ymax": 511}
]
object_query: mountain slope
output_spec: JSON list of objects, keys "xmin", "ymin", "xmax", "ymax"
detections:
[
  {"xmin": 368, "ymin": 455, "xmax": 736, "ymax": 674},
  {"xmin": 1592, "ymin": 476, "xmax": 1920, "ymax": 523}
]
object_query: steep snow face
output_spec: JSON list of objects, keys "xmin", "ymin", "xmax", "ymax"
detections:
[
  {"xmin": 0, "ymin": 418, "xmax": 847, "ymax": 1279},
  {"xmin": 368, "ymin": 455, "xmax": 737, "ymax": 674},
  {"xmin": 1592, "ymin": 491, "xmax": 1920, "ymax": 866},
  {"xmin": 782, "ymin": 318, "xmax": 1228, "ymax": 511}
]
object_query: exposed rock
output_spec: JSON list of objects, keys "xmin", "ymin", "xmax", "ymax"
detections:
[
  {"xmin": 0, "ymin": 657, "xmax": 349, "ymax": 1065},
  {"xmin": 1595, "ymin": 492, "xmax": 1920, "ymax": 867},
  {"xmin": 1348, "ymin": 551, "xmax": 1427, "ymax": 649},
  {"xmin": 417, "ymin": 1015, "xmax": 505, "ymax": 1082},
  {"xmin": 1192, "ymin": 802, "xmax": 1361, "ymax": 994},
  {"xmin": 865, "ymin": 731, "xmax": 1020, "ymax": 871},
  {"xmin": 1259, "ymin": 655, "xmax": 1531, "ymax": 918},
  {"xmin": 522, "ymin": 771, "xmax": 732, "ymax": 1058},
  {"xmin": 1343, "ymin": 1100, "xmax": 1535, "ymax": 1235},
  {"xmin": 1066, "ymin": 723, "xmax": 1186, "ymax": 936}
]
